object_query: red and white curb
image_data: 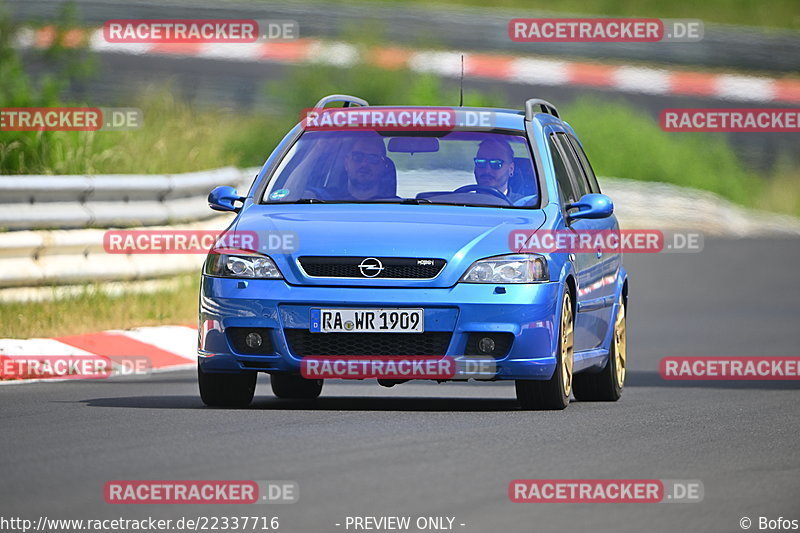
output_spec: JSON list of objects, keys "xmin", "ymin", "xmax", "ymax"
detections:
[
  {"xmin": 16, "ymin": 26, "xmax": 800, "ymax": 104},
  {"xmin": 0, "ymin": 325, "xmax": 197, "ymax": 384}
]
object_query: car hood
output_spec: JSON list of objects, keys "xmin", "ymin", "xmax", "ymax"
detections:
[{"xmin": 230, "ymin": 203, "xmax": 547, "ymax": 287}]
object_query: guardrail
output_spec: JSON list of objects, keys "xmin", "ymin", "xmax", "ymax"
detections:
[
  {"xmin": 0, "ymin": 166, "xmax": 256, "ymax": 230},
  {"xmin": 0, "ymin": 221, "xmax": 225, "ymax": 290},
  {"xmin": 0, "ymin": 167, "xmax": 258, "ymax": 298}
]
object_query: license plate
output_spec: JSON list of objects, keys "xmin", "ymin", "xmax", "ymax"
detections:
[{"xmin": 310, "ymin": 308, "xmax": 424, "ymax": 333}]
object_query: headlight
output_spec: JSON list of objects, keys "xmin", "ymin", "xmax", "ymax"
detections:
[
  {"xmin": 204, "ymin": 252, "xmax": 283, "ymax": 279},
  {"xmin": 461, "ymin": 254, "xmax": 549, "ymax": 283}
]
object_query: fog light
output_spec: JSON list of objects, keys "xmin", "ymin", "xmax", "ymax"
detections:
[
  {"xmin": 245, "ymin": 332, "xmax": 263, "ymax": 348},
  {"xmin": 477, "ymin": 337, "xmax": 496, "ymax": 354}
]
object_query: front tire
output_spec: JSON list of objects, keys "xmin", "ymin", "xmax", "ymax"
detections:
[
  {"xmin": 573, "ymin": 296, "xmax": 626, "ymax": 401},
  {"xmin": 270, "ymin": 374, "xmax": 323, "ymax": 399},
  {"xmin": 516, "ymin": 290, "xmax": 574, "ymax": 410},
  {"xmin": 198, "ymin": 364, "xmax": 257, "ymax": 407}
]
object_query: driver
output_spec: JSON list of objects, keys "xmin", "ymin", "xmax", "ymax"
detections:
[
  {"xmin": 473, "ymin": 139, "xmax": 522, "ymax": 203},
  {"xmin": 332, "ymin": 137, "xmax": 395, "ymax": 201}
]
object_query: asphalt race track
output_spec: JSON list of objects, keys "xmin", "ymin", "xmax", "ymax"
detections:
[{"xmin": 2, "ymin": 238, "xmax": 799, "ymax": 532}]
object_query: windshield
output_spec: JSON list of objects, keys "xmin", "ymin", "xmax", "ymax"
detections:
[{"xmin": 261, "ymin": 130, "xmax": 539, "ymax": 208}]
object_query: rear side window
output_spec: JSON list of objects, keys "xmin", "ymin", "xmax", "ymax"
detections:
[
  {"xmin": 548, "ymin": 135, "xmax": 577, "ymax": 205},
  {"xmin": 554, "ymin": 133, "xmax": 590, "ymax": 198},
  {"xmin": 566, "ymin": 134, "xmax": 601, "ymax": 194}
]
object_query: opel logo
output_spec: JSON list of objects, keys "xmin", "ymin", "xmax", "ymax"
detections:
[{"xmin": 358, "ymin": 257, "xmax": 384, "ymax": 278}]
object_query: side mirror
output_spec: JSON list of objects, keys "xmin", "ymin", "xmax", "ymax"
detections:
[
  {"xmin": 567, "ymin": 193, "xmax": 613, "ymax": 221},
  {"xmin": 208, "ymin": 186, "xmax": 243, "ymax": 213}
]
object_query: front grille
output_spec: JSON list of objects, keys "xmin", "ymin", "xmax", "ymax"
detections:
[
  {"xmin": 298, "ymin": 256, "xmax": 446, "ymax": 279},
  {"xmin": 284, "ymin": 329, "xmax": 452, "ymax": 356}
]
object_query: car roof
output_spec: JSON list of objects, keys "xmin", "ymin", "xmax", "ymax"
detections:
[{"xmin": 339, "ymin": 105, "xmax": 562, "ymax": 132}]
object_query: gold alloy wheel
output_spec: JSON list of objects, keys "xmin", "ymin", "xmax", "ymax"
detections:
[
  {"xmin": 561, "ymin": 293, "xmax": 575, "ymax": 397},
  {"xmin": 614, "ymin": 298, "xmax": 627, "ymax": 388}
]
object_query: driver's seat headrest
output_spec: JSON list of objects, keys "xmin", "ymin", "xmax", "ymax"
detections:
[{"xmin": 509, "ymin": 156, "xmax": 536, "ymax": 197}]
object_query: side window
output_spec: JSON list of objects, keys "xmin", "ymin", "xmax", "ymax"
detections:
[
  {"xmin": 555, "ymin": 133, "xmax": 589, "ymax": 198},
  {"xmin": 566, "ymin": 134, "xmax": 601, "ymax": 194},
  {"xmin": 548, "ymin": 135, "xmax": 577, "ymax": 205}
]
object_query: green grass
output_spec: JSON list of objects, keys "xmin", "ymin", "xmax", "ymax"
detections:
[
  {"xmin": 281, "ymin": 0, "xmax": 800, "ymax": 30},
  {"xmin": 563, "ymin": 97, "xmax": 800, "ymax": 214},
  {"xmin": 0, "ymin": 275, "xmax": 198, "ymax": 338},
  {"xmin": 562, "ymin": 97, "xmax": 758, "ymax": 205},
  {"xmin": 0, "ymin": 87, "xmax": 276, "ymax": 175}
]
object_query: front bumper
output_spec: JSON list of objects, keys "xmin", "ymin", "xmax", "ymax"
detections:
[{"xmin": 198, "ymin": 276, "xmax": 562, "ymax": 380}]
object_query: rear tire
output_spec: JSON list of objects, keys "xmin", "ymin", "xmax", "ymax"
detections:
[
  {"xmin": 198, "ymin": 364, "xmax": 256, "ymax": 408},
  {"xmin": 270, "ymin": 374, "xmax": 323, "ymax": 399},
  {"xmin": 516, "ymin": 290, "xmax": 574, "ymax": 411},
  {"xmin": 573, "ymin": 296, "xmax": 626, "ymax": 402}
]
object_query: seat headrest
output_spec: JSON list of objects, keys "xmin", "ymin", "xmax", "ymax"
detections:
[
  {"xmin": 509, "ymin": 157, "xmax": 536, "ymax": 197},
  {"xmin": 379, "ymin": 157, "xmax": 398, "ymax": 197}
]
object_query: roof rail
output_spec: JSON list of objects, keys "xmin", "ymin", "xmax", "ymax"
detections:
[
  {"xmin": 313, "ymin": 94, "xmax": 369, "ymax": 109},
  {"xmin": 524, "ymin": 98, "xmax": 560, "ymax": 120}
]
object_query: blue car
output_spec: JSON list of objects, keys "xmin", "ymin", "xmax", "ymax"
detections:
[{"xmin": 198, "ymin": 95, "xmax": 628, "ymax": 410}]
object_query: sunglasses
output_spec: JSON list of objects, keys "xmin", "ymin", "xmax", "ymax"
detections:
[
  {"xmin": 350, "ymin": 151, "xmax": 383, "ymax": 165},
  {"xmin": 474, "ymin": 158, "xmax": 506, "ymax": 170}
]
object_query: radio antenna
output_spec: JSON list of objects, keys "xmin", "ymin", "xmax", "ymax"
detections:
[{"xmin": 459, "ymin": 54, "xmax": 464, "ymax": 107}]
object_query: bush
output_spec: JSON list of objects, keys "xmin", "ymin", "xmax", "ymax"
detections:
[
  {"xmin": 563, "ymin": 97, "xmax": 758, "ymax": 205},
  {"xmin": 0, "ymin": 4, "xmax": 97, "ymax": 173}
]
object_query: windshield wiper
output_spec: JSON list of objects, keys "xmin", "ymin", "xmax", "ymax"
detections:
[
  {"xmin": 331, "ymin": 198, "xmax": 436, "ymax": 205},
  {"xmin": 401, "ymin": 198, "xmax": 433, "ymax": 205},
  {"xmin": 294, "ymin": 199, "xmax": 434, "ymax": 205},
  {"xmin": 277, "ymin": 198, "xmax": 487, "ymax": 206}
]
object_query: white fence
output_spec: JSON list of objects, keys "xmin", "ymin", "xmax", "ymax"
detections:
[
  {"xmin": 0, "ymin": 167, "xmax": 256, "ymax": 296},
  {"xmin": 0, "ymin": 167, "xmax": 255, "ymax": 230}
]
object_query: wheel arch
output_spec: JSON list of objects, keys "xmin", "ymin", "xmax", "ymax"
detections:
[
  {"xmin": 620, "ymin": 272, "xmax": 629, "ymax": 312},
  {"xmin": 564, "ymin": 274, "xmax": 577, "ymax": 317}
]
